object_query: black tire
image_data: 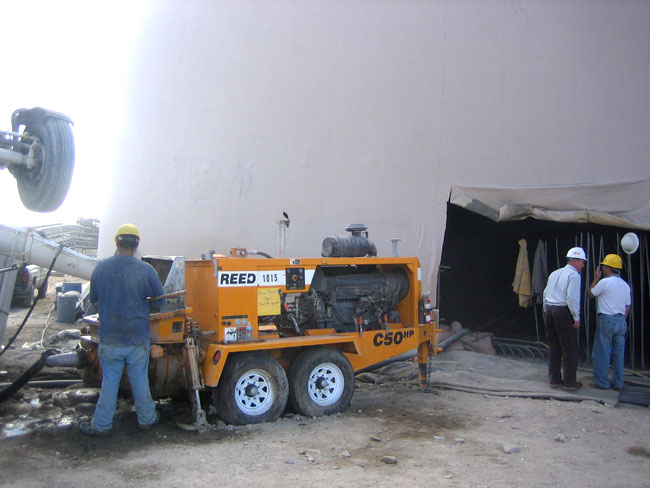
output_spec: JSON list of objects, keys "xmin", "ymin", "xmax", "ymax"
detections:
[
  {"xmin": 21, "ymin": 282, "xmax": 35, "ymax": 308},
  {"xmin": 214, "ymin": 352, "xmax": 288, "ymax": 425},
  {"xmin": 13, "ymin": 117, "xmax": 74, "ymax": 212},
  {"xmin": 288, "ymin": 347, "xmax": 354, "ymax": 417},
  {"xmin": 37, "ymin": 278, "xmax": 48, "ymax": 299}
]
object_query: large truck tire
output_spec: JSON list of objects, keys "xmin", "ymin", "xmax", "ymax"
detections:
[
  {"xmin": 288, "ymin": 346, "xmax": 354, "ymax": 417},
  {"xmin": 13, "ymin": 116, "xmax": 74, "ymax": 212},
  {"xmin": 214, "ymin": 352, "xmax": 288, "ymax": 425}
]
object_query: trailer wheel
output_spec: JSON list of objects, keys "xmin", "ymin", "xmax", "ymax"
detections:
[
  {"xmin": 12, "ymin": 117, "xmax": 74, "ymax": 212},
  {"xmin": 288, "ymin": 347, "xmax": 354, "ymax": 417},
  {"xmin": 214, "ymin": 352, "xmax": 288, "ymax": 425}
]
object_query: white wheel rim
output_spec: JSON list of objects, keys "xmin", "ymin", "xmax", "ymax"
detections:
[
  {"xmin": 234, "ymin": 369, "xmax": 275, "ymax": 415},
  {"xmin": 307, "ymin": 362, "xmax": 344, "ymax": 406}
]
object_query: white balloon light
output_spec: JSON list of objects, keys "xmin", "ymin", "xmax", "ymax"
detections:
[{"xmin": 621, "ymin": 232, "xmax": 640, "ymax": 255}]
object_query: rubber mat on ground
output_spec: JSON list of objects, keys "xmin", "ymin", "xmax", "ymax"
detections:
[{"xmin": 618, "ymin": 386, "xmax": 650, "ymax": 407}]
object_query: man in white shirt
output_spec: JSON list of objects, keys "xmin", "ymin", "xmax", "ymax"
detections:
[
  {"xmin": 588, "ymin": 254, "xmax": 631, "ymax": 391},
  {"xmin": 542, "ymin": 247, "xmax": 587, "ymax": 390}
]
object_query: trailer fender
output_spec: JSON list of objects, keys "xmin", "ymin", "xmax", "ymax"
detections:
[
  {"xmin": 11, "ymin": 107, "xmax": 73, "ymax": 132},
  {"xmin": 203, "ymin": 346, "xmax": 230, "ymax": 388},
  {"xmin": 202, "ymin": 335, "xmax": 360, "ymax": 388}
]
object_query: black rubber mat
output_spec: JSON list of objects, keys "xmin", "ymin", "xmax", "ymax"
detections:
[{"xmin": 618, "ymin": 385, "xmax": 650, "ymax": 407}]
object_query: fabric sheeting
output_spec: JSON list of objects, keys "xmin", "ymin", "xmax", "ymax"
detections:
[{"xmin": 450, "ymin": 179, "xmax": 650, "ymax": 231}]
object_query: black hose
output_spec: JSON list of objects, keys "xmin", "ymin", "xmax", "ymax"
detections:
[
  {"xmin": 0, "ymin": 244, "xmax": 64, "ymax": 358},
  {"xmin": 0, "ymin": 349, "xmax": 58, "ymax": 402},
  {"xmin": 0, "ymin": 379, "xmax": 80, "ymax": 389},
  {"xmin": 356, "ymin": 329, "xmax": 471, "ymax": 375},
  {"xmin": 438, "ymin": 328, "xmax": 470, "ymax": 349}
]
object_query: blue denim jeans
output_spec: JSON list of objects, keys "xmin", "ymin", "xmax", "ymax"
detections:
[
  {"xmin": 592, "ymin": 314, "xmax": 627, "ymax": 389},
  {"xmin": 91, "ymin": 342, "xmax": 157, "ymax": 431}
]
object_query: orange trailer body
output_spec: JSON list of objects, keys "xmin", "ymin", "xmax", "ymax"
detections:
[{"xmin": 81, "ymin": 254, "xmax": 439, "ymax": 425}]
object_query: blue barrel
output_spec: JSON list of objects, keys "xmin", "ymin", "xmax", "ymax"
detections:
[
  {"xmin": 56, "ymin": 294, "xmax": 78, "ymax": 323},
  {"xmin": 62, "ymin": 282, "xmax": 82, "ymax": 294}
]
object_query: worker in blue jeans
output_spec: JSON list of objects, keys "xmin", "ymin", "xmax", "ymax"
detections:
[
  {"xmin": 80, "ymin": 223, "xmax": 165, "ymax": 437},
  {"xmin": 588, "ymin": 254, "xmax": 631, "ymax": 391}
]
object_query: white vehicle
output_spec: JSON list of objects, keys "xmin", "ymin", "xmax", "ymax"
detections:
[{"xmin": 0, "ymin": 107, "xmax": 74, "ymax": 212}]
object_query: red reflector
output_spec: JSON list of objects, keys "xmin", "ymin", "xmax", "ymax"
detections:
[{"xmin": 212, "ymin": 350, "xmax": 222, "ymax": 365}]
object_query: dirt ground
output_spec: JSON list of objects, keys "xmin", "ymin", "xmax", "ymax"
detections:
[{"xmin": 0, "ymin": 277, "xmax": 649, "ymax": 488}]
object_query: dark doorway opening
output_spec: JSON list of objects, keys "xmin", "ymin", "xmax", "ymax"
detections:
[{"xmin": 439, "ymin": 203, "xmax": 650, "ymax": 370}]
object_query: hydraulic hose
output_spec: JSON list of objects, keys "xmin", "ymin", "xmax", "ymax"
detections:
[
  {"xmin": 427, "ymin": 380, "xmax": 605, "ymax": 404},
  {"xmin": 0, "ymin": 244, "xmax": 64, "ymax": 358}
]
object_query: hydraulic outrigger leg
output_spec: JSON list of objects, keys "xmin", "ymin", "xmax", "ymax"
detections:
[{"xmin": 183, "ymin": 337, "xmax": 212, "ymax": 430}]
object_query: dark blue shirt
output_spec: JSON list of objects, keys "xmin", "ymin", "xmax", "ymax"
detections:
[{"xmin": 89, "ymin": 255, "xmax": 165, "ymax": 346}]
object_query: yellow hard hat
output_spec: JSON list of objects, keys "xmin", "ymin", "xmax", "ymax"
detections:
[
  {"xmin": 115, "ymin": 223, "xmax": 140, "ymax": 242},
  {"xmin": 600, "ymin": 254, "xmax": 622, "ymax": 269}
]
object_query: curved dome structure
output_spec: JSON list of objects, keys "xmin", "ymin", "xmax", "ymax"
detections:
[{"xmin": 101, "ymin": 1, "xmax": 650, "ymax": 295}]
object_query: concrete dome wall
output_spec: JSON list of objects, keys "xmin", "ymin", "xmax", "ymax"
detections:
[{"xmin": 100, "ymin": 0, "xmax": 650, "ymax": 294}]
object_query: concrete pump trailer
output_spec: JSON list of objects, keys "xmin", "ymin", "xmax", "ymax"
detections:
[{"xmin": 0, "ymin": 223, "xmax": 439, "ymax": 427}]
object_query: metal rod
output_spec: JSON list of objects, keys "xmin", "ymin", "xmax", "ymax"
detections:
[
  {"xmin": 640, "ymin": 236, "xmax": 645, "ymax": 371},
  {"xmin": 0, "ymin": 146, "xmax": 25, "ymax": 166},
  {"xmin": 627, "ymin": 252, "xmax": 635, "ymax": 368},
  {"xmin": 585, "ymin": 232, "xmax": 594, "ymax": 364},
  {"xmin": 642, "ymin": 234, "xmax": 649, "ymax": 371},
  {"xmin": 0, "ymin": 379, "xmax": 80, "ymax": 389},
  {"xmin": 590, "ymin": 232, "xmax": 598, "ymax": 363},
  {"xmin": 584, "ymin": 232, "xmax": 590, "ymax": 364},
  {"xmin": 577, "ymin": 232, "xmax": 583, "ymax": 354},
  {"xmin": 148, "ymin": 289, "xmax": 187, "ymax": 302},
  {"xmin": 0, "ymin": 129, "xmax": 25, "ymax": 138},
  {"xmin": 533, "ymin": 302, "xmax": 540, "ymax": 342}
]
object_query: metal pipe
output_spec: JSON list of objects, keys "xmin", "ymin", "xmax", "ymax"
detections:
[
  {"xmin": 645, "ymin": 235, "xmax": 650, "ymax": 370},
  {"xmin": 0, "ymin": 224, "xmax": 97, "ymax": 347},
  {"xmin": 584, "ymin": 232, "xmax": 590, "ymax": 364},
  {"xmin": 0, "ymin": 147, "xmax": 25, "ymax": 167},
  {"xmin": 44, "ymin": 351, "xmax": 83, "ymax": 368},
  {"xmin": 391, "ymin": 238, "xmax": 401, "ymax": 257},
  {"xmin": 576, "ymin": 233, "xmax": 582, "ymax": 355},
  {"xmin": 0, "ymin": 224, "xmax": 96, "ymax": 280},
  {"xmin": 627, "ymin": 252, "xmax": 635, "ymax": 368},
  {"xmin": 641, "ymin": 236, "xmax": 647, "ymax": 370},
  {"xmin": 438, "ymin": 327, "xmax": 470, "ymax": 349},
  {"xmin": 0, "ymin": 379, "xmax": 80, "ymax": 389}
]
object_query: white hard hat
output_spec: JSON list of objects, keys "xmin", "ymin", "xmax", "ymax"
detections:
[{"xmin": 566, "ymin": 247, "xmax": 587, "ymax": 261}]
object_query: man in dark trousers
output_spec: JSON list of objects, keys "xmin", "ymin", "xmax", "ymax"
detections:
[
  {"xmin": 80, "ymin": 223, "xmax": 165, "ymax": 436},
  {"xmin": 542, "ymin": 247, "xmax": 587, "ymax": 390}
]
